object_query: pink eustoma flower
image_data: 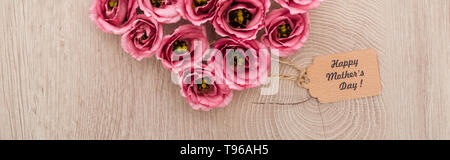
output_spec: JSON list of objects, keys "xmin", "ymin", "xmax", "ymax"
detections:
[
  {"xmin": 274, "ymin": 0, "xmax": 323, "ymax": 14},
  {"xmin": 89, "ymin": 0, "xmax": 138, "ymax": 35},
  {"xmin": 261, "ymin": 8, "xmax": 310, "ymax": 57},
  {"xmin": 179, "ymin": 65, "xmax": 233, "ymax": 111},
  {"xmin": 177, "ymin": 0, "xmax": 219, "ymax": 26},
  {"xmin": 207, "ymin": 38, "xmax": 271, "ymax": 90},
  {"xmin": 137, "ymin": 0, "xmax": 181, "ymax": 23},
  {"xmin": 121, "ymin": 15, "xmax": 163, "ymax": 61},
  {"xmin": 212, "ymin": 0, "xmax": 271, "ymax": 40},
  {"xmin": 157, "ymin": 24, "xmax": 209, "ymax": 71}
]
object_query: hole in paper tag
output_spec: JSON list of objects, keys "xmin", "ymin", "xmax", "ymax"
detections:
[{"xmin": 303, "ymin": 49, "xmax": 382, "ymax": 103}]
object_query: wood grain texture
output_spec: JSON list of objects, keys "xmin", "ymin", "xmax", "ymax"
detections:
[{"xmin": 0, "ymin": 0, "xmax": 449, "ymax": 140}]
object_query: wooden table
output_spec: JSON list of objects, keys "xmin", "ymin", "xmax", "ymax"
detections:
[{"xmin": 0, "ymin": 0, "xmax": 449, "ymax": 140}]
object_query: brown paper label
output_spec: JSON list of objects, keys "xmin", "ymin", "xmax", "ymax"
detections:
[{"xmin": 303, "ymin": 49, "xmax": 382, "ymax": 103}]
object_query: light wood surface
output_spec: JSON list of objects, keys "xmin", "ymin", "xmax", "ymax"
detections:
[{"xmin": 0, "ymin": 0, "xmax": 449, "ymax": 140}]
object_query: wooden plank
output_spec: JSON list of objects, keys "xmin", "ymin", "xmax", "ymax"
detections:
[{"xmin": 0, "ymin": 0, "xmax": 448, "ymax": 140}]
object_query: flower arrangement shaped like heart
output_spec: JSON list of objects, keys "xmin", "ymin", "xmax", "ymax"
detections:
[{"xmin": 90, "ymin": 0, "xmax": 323, "ymax": 111}]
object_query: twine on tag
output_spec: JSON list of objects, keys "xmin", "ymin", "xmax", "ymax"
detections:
[
  {"xmin": 253, "ymin": 58, "xmax": 314, "ymax": 105},
  {"xmin": 276, "ymin": 59, "xmax": 310, "ymax": 88}
]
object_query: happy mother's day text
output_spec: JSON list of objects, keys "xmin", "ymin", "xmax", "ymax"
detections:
[{"xmin": 326, "ymin": 59, "xmax": 365, "ymax": 91}]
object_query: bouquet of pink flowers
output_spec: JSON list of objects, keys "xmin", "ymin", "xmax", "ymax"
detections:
[{"xmin": 90, "ymin": 0, "xmax": 323, "ymax": 111}]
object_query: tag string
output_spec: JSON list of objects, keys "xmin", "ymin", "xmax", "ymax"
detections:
[
  {"xmin": 252, "ymin": 58, "xmax": 314, "ymax": 105},
  {"xmin": 276, "ymin": 59, "xmax": 310, "ymax": 88}
]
